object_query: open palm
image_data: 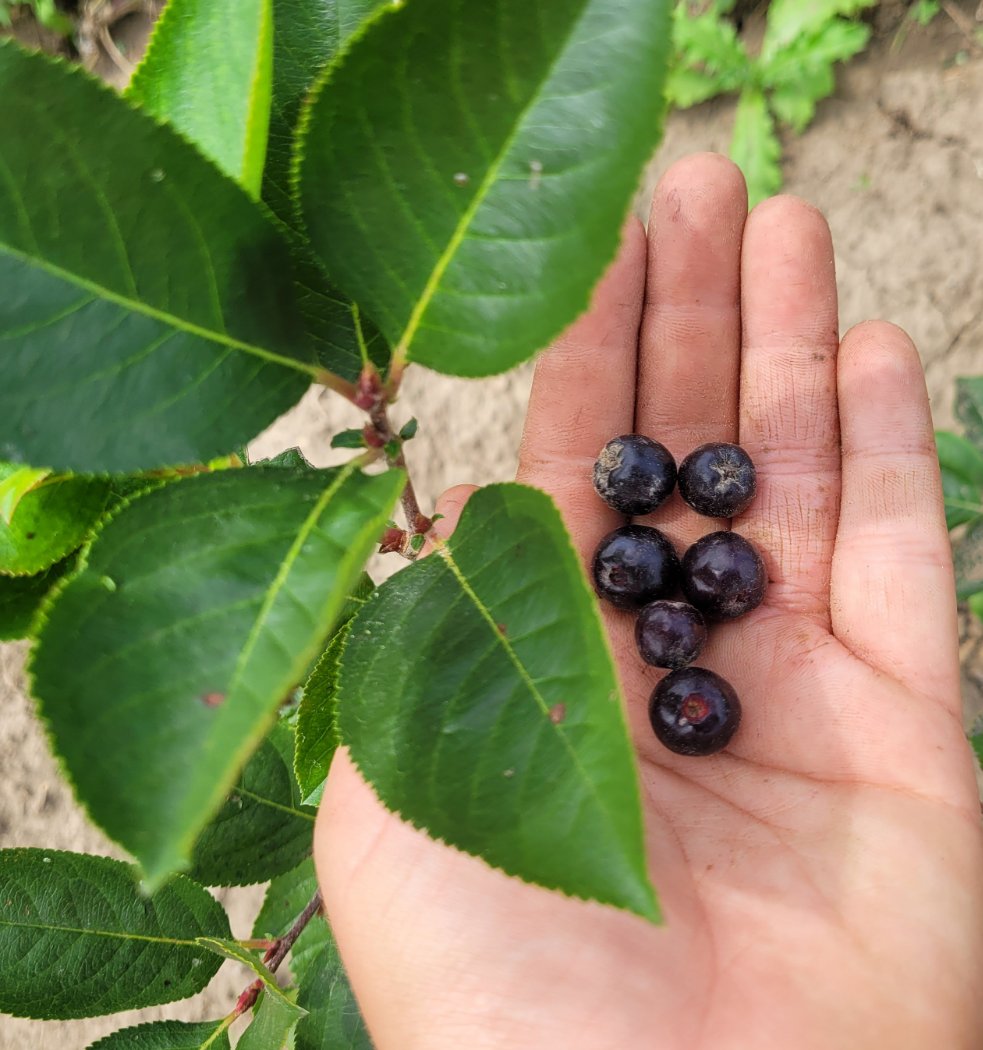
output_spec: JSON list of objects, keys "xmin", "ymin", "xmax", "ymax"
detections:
[{"xmin": 315, "ymin": 154, "xmax": 983, "ymax": 1049}]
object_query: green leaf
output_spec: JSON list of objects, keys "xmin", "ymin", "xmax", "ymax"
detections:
[
  {"xmin": 297, "ymin": 0, "xmax": 673, "ymax": 377},
  {"xmin": 0, "ymin": 465, "xmax": 111, "ymax": 575},
  {"xmin": 195, "ymin": 937, "xmax": 306, "ymax": 1050},
  {"xmin": 87, "ymin": 1020, "xmax": 232, "ymax": 1050},
  {"xmin": 330, "ymin": 429, "xmax": 365, "ymax": 450},
  {"xmin": 196, "ymin": 938, "xmax": 295, "ymax": 1004},
  {"xmin": 956, "ymin": 378, "xmax": 983, "ymax": 448},
  {"xmin": 31, "ymin": 465, "xmax": 404, "ymax": 887},
  {"xmin": 251, "ymin": 858, "xmax": 369, "ymax": 1043},
  {"xmin": 664, "ymin": 64, "xmax": 731, "ymax": 108},
  {"xmin": 954, "ymin": 518, "xmax": 983, "ymax": 600},
  {"xmin": 0, "ymin": 553, "xmax": 77, "ymax": 640},
  {"xmin": 936, "ymin": 429, "xmax": 983, "ymax": 485},
  {"xmin": 937, "ymin": 430, "xmax": 983, "ymax": 530},
  {"xmin": 259, "ymin": 447, "xmax": 316, "ymax": 469},
  {"xmin": 665, "ymin": 3, "xmax": 749, "ymax": 107},
  {"xmin": 0, "ymin": 41, "xmax": 315, "ymax": 473},
  {"xmin": 30, "ymin": 0, "xmax": 74, "ymax": 35},
  {"xmin": 252, "ymin": 859, "xmax": 320, "ymax": 952},
  {"xmin": 767, "ymin": 76, "xmax": 829, "ymax": 134},
  {"xmin": 126, "ymin": 0, "xmax": 274, "ymax": 198},
  {"xmin": 761, "ymin": 20, "xmax": 870, "ymax": 133},
  {"xmin": 761, "ymin": 0, "xmax": 876, "ymax": 63},
  {"xmin": 730, "ymin": 87, "xmax": 783, "ymax": 208},
  {"xmin": 239, "ymin": 987, "xmax": 305, "ymax": 1050},
  {"xmin": 263, "ymin": 0, "xmax": 388, "ymax": 226},
  {"xmin": 398, "ymin": 417, "xmax": 419, "ymax": 441},
  {"xmin": 263, "ymin": 0, "xmax": 393, "ymax": 382},
  {"xmin": 295, "ymin": 623, "xmax": 350, "ymax": 801},
  {"xmin": 293, "ymin": 923, "xmax": 371, "ymax": 1050},
  {"xmin": 289, "ymin": 244, "xmax": 391, "ymax": 382},
  {"xmin": 0, "ymin": 464, "xmax": 50, "ymax": 522},
  {"xmin": 0, "ymin": 849, "xmax": 229, "ymax": 1020},
  {"xmin": 972, "ymin": 733, "xmax": 983, "ymax": 765},
  {"xmin": 187, "ymin": 723, "xmax": 315, "ymax": 887},
  {"xmin": 909, "ymin": 1, "xmax": 940, "ymax": 27},
  {"xmin": 294, "ymin": 573, "xmax": 375, "ymax": 801},
  {"xmin": 338, "ymin": 482, "xmax": 657, "ymax": 920}
]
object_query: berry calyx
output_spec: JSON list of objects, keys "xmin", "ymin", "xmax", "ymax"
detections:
[
  {"xmin": 591, "ymin": 524, "xmax": 680, "ymax": 609},
  {"xmin": 681, "ymin": 531, "xmax": 766, "ymax": 620},
  {"xmin": 649, "ymin": 666, "xmax": 741, "ymax": 756},
  {"xmin": 678, "ymin": 442, "xmax": 756, "ymax": 518},
  {"xmin": 635, "ymin": 600, "xmax": 707, "ymax": 669},
  {"xmin": 593, "ymin": 435, "xmax": 677, "ymax": 516}
]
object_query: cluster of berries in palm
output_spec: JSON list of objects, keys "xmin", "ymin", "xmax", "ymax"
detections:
[{"xmin": 591, "ymin": 435, "xmax": 765, "ymax": 757}]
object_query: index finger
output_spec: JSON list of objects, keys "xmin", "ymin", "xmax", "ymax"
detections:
[{"xmin": 516, "ymin": 217, "xmax": 646, "ymax": 560}]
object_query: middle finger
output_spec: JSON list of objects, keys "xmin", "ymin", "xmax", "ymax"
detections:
[{"xmin": 635, "ymin": 152, "xmax": 747, "ymax": 549}]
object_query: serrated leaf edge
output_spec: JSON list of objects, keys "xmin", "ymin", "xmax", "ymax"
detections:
[
  {"xmin": 293, "ymin": 623, "xmax": 352, "ymax": 799},
  {"xmin": 0, "ymin": 477, "xmax": 115, "ymax": 578},
  {"xmin": 195, "ymin": 936, "xmax": 307, "ymax": 1015},
  {"xmin": 85, "ymin": 1017, "xmax": 234, "ymax": 1050},
  {"xmin": 287, "ymin": 1, "xmax": 400, "ymax": 235},
  {"xmin": 0, "ymin": 37, "xmax": 318, "ymax": 378},
  {"xmin": 150, "ymin": 465, "xmax": 404, "ymax": 885},
  {"xmin": 127, "ymin": 0, "xmax": 274, "ymax": 199},
  {"xmin": 340, "ymin": 481, "xmax": 659, "ymax": 922}
]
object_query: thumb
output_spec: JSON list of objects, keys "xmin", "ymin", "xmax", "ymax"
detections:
[{"xmin": 424, "ymin": 483, "xmax": 478, "ymax": 550}]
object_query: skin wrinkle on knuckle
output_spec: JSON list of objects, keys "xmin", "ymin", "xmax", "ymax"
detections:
[
  {"xmin": 744, "ymin": 389, "xmax": 837, "ymax": 447},
  {"xmin": 839, "ymin": 439, "xmax": 936, "ymax": 461},
  {"xmin": 646, "ymin": 304, "xmax": 739, "ymax": 344},
  {"xmin": 752, "ymin": 497, "xmax": 835, "ymax": 562},
  {"xmin": 842, "ymin": 466, "xmax": 940, "ymax": 525},
  {"xmin": 747, "ymin": 447, "xmax": 841, "ymax": 476},
  {"xmin": 539, "ymin": 336, "xmax": 624, "ymax": 373},
  {"xmin": 835, "ymin": 530, "xmax": 951, "ymax": 568}
]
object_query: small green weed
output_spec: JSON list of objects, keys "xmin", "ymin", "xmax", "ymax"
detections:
[
  {"xmin": 0, "ymin": 0, "xmax": 74, "ymax": 36},
  {"xmin": 909, "ymin": 0, "xmax": 941, "ymax": 27},
  {"xmin": 937, "ymin": 378, "xmax": 983, "ymax": 620},
  {"xmin": 666, "ymin": 0, "xmax": 877, "ymax": 205}
]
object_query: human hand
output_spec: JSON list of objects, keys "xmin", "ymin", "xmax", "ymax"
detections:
[{"xmin": 314, "ymin": 153, "xmax": 983, "ymax": 1049}]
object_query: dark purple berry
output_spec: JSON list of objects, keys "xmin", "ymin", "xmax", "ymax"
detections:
[
  {"xmin": 591, "ymin": 524, "xmax": 680, "ymax": 609},
  {"xmin": 681, "ymin": 531, "xmax": 766, "ymax": 621},
  {"xmin": 649, "ymin": 666, "xmax": 741, "ymax": 756},
  {"xmin": 678, "ymin": 442, "xmax": 756, "ymax": 518},
  {"xmin": 636, "ymin": 601, "xmax": 707, "ymax": 670},
  {"xmin": 593, "ymin": 435, "xmax": 676, "ymax": 516}
]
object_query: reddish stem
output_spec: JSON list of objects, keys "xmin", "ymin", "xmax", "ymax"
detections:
[{"xmin": 229, "ymin": 890, "xmax": 324, "ymax": 1021}]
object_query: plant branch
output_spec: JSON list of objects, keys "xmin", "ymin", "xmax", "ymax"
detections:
[
  {"xmin": 229, "ymin": 890, "xmax": 324, "ymax": 1020},
  {"xmin": 369, "ymin": 406, "xmax": 431, "ymax": 560},
  {"xmin": 351, "ymin": 364, "xmax": 432, "ymax": 559},
  {"xmin": 263, "ymin": 889, "xmax": 323, "ymax": 973}
]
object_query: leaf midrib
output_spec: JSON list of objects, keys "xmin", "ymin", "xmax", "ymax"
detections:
[
  {"xmin": 242, "ymin": 0, "xmax": 274, "ymax": 196},
  {"xmin": 221, "ymin": 462, "xmax": 359, "ymax": 701},
  {"xmin": 237, "ymin": 785, "xmax": 315, "ymax": 822},
  {"xmin": 436, "ymin": 541, "xmax": 609, "ymax": 818},
  {"xmin": 390, "ymin": 0, "xmax": 592, "ymax": 363},
  {"xmin": 0, "ymin": 916, "xmax": 203, "ymax": 948},
  {"xmin": 0, "ymin": 243, "xmax": 319, "ymax": 378},
  {"xmin": 173, "ymin": 464, "xmax": 389, "ymax": 869}
]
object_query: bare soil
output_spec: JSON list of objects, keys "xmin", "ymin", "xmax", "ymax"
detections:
[{"xmin": 3, "ymin": 6, "xmax": 983, "ymax": 1046}]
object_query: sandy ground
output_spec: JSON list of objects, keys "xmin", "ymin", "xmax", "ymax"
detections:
[{"xmin": 3, "ymin": 10, "xmax": 983, "ymax": 1048}]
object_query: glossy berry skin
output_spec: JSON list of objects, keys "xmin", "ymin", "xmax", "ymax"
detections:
[
  {"xmin": 649, "ymin": 666, "xmax": 741, "ymax": 756},
  {"xmin": 678, "ymin": 442, "xmax": 756, "ymax": 518},
  {"xmin": 636, "ymin": 601, "xmax": 707, "ymax": 670},
  {"xmin": 681, "ymin": 531, "xmax": 766, "ymax": 621},
  {"xmin": 593, "ymin": 434, "xmax": 676, "ymax": 516},
  {"xmin": 592, "ymin": 524, "xmax": 680, "ymax": 609}
]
